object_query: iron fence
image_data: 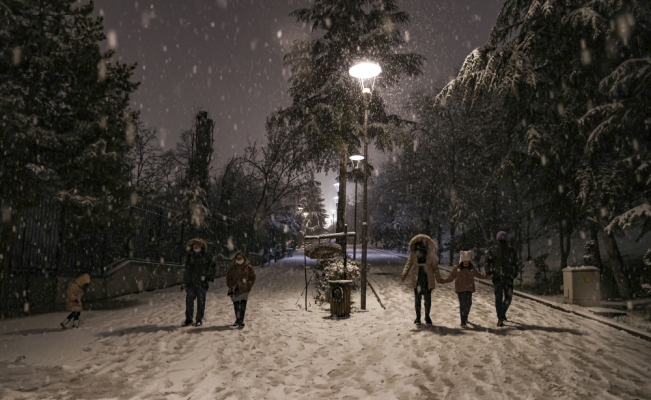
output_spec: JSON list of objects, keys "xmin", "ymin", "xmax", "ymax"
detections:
[{"xmin": 2, "ymin": 199, "xmax": 232, "ymax": 317}]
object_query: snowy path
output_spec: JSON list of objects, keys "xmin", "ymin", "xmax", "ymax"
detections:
[{"xmin": 1, "ymin": 250, "xmax": 650, "ymax": 399}]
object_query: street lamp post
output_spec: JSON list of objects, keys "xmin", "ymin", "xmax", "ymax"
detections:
[
  {"xmin": 349, "ymin": 61, "xmax": 381, "ymax": 310},
  {"xmin": 349, "ymin": 155, "xmax": 364, "ymax": 260}
]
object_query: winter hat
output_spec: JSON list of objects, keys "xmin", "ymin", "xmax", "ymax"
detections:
[
  {"xmin": 460, "ymin": 251, "xmax": 472, "ymax": 262},
  {"xmin": 496, "ymin": 231, "xmax": 507, "ymax": 241},
  {"xmin": 186, "ymin": 238, "xmax": 207, "ymax": 251}
]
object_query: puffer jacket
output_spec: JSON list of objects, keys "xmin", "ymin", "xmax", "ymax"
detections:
[
  {"xmin": 440, "ymin": 263, "xmax": 491, "ymax": 293},
  {"xmin": 184, "ymin": 238, "xmax": 216, "ymax": 289},
  {"xmin": 227, "ymin": 258, "xmax": 256, "ymax": 294},
  {"xmin": 66, "ymin": 274, "xmax": 90, "ymax": 312},
  {"xmin": 402, "ymin": 234, "xmax": 441, "ymax": 290},
  {"xmin": 485, "ymin": 241, "xmax": 519, "ymax": 278}
]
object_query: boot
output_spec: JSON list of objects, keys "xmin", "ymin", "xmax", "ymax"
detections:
[
  {"xmin": 425, "ymin": 316, "xmax": 433, "ymax": 325},
  {"xmin": 72, "ymin": 319, "xmax": 80, "ymax": 329},
  {"xmin": 60, "ymin": 319, "xmax": 71, "ymax": 330},
  {"xmin": 238, "ymin": 300, "xmax": 247, "ymax": 328}
]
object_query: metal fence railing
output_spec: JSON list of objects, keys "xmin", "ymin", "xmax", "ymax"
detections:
[{"xmin": 2, "ymin": 199, "xmax": 232, "ymax": 317}]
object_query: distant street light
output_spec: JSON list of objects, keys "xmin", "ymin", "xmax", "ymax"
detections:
[
  {"xmin": 349, "ymin": 61, "xmax": 381, "ymax": 310},
  {"xmin": 349, "ymin": 154, "xmax": 364, "ymax": 260}
]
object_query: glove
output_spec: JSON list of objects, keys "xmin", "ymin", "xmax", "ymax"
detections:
[
  {"xmin": 436, "ymin": 278, "xmax": 443, "ymax": 284},
  {"xmin": 227, "ymin": 288, "xmax": 233, "ymax": 296},
  {"xmin": 74, "ymin": 299, "xmax": 80, "ymax": 304}
]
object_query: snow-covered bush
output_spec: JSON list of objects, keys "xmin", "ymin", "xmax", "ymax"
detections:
[{"xmin": 313, "ymin": 256, "xmax": 361, "ymax": 305}]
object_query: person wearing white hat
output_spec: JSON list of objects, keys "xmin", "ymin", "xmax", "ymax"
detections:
[{"xmin": 438, "ymin": 250, "xmax": 491, "ymax": 328}]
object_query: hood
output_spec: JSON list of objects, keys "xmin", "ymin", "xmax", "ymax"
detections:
[
  {"xmin": 408, "ymin": 234, "xmax": 437, "ymax": 255},
  {"xmin": 186, "ymin": 238, "xmax": 208, "ymax": 251},
  {"xmin": 75, "ymin": 273, "xmax": 91, "ymax": 286}
]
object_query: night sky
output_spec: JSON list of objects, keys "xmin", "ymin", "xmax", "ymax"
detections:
[{"xmin": 94, "ymin": 0, "xmax": 505, "ymax": 210}]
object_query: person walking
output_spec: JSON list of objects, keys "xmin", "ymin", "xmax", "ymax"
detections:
[
  {"xmin": 60, "ymin": 273, "xmax": 91, "ymax": 329},
  {"xmin": 182, "ymin": 238, "xmax": 215, "ymax": 327},
  {"xmin": 227, "ymin": 251, "xmax": 256, "ymax": 328},
  {"xmin": 401, "ymin": 234, "xmax": 442, "ymax": 325},
  {"xmin": 438, "ymin": 251, "xmax": 492, "ymax": 328},
  {"xmin": 485, "ymin": 231, "xmax": 519, "ymax": 327}
]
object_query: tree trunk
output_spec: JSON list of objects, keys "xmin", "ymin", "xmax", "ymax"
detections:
[
  {"xmin": 436, "ymin": 223, "xmax": 443, "ymax": 263},
  {"xmin": 591, "ymin": 223, "xmax": 615, "ymax": 298},
  {"xmin": 589, "ymin": 224, "xmax": 603, "ymax": 270},
  {"xmin": 526, "ymin": 212, "xmax": 532, "ymax": 260},
  {"xmin": 449, "ymin": 222, "xmax": 456, "ymax": 266},
  {"xmin": 336, "ymin": 149, "xmax": 348, "ymax": 250},
  {"xmin": 558, "ymin": 218, "xmax": 571, "ymax": 269},
  {"xmin": 601, "ymin": 229, "xmax": 632, "ymax": 299}
]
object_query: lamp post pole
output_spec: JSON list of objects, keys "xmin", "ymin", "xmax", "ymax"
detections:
[
  {"xmin": 349, "ymin": 155, "xmax": 363, "ymax": 261},
  {"xmin": 349, "ymin": 61, "xmax": 380, "ymax": 311},
  {"xmin": 353, "ymin": 177, "xmax": 358, "ymax": 260},
  {"xmin": 360, "ymin": 95, "xmax": 369, "ymax": 310}
]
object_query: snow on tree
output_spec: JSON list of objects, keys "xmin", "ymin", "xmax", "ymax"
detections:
[
  {"xmin": 280, "ymin": 0, "xmax": 424, "ymax": 245},
  {"xmin": 1, "ymin": 0, "xmax": 139, "ymax": 308},
  {"xmin": 434, "ymin": 0, "xmax": 651, "ymax": 297}
]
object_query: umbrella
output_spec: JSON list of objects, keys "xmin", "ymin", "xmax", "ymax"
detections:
[{"xmin": 304, "ymin": 242, "xmax": 342, "ymax": 259}]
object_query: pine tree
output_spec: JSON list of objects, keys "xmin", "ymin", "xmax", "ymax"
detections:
[
  {"xmin": 436, "ymin": 0, "xmax": 650, "ymax": 295},
  {"xmin": 281, "ymin": 0, "xmax": 423, "ymax": 242},
  {"xmin": 0, "ymin": 0, "xmax": 138, "ymax": 310}
]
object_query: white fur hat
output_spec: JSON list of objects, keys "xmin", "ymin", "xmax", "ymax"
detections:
[{"xmin": 460, "ymin": 250, "xmax": 472, "ymax": 262}]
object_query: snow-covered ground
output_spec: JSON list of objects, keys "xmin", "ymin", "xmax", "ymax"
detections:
[{"xmin": 1, "ymin": 250, "xmax": 651, "ymax": 399}]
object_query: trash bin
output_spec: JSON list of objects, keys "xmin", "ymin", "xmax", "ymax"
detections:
[
  {"xmin": 329, "ymin": 280, "xmax": 352, "ymax": 318},
  {"xmin": 562, "ymin": 266, "xmax": 600, "ymax": 307}
]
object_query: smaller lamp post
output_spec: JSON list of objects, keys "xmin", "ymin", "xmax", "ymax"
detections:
[{"xmin": 349, "ymin": 154, "xmax": 364, "ymax": 260}]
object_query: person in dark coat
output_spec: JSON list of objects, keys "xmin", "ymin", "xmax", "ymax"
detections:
[
  {"xmin": 226, "ymin": 251, "xmax": 256, "ymax": 328},
  {"xmin": 485, "ymin": 231, "xmax": 519, "ymax": 327},
  {"xmin": 438, "ymin": 251, "xmax": 491, "ymax": 328},
  {"xmin": 401, "ymin": 234, "xmax": 442, "ymax": 325},
  {"xmin": 183, "ymin": 238, "xmax": 215, "ymax": 327},
  {"xmin": 60, "ymin": 273, "xmax": 91, "ymax": 329}
]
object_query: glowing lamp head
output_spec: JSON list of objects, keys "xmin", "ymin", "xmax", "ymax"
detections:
[
  {"xmin": 349, "ymin": 62, "xmax": 381, "ymax": 79},
  {"xmin": 349, "ymin": 155, "xmax": 364, "ymax": 162}
]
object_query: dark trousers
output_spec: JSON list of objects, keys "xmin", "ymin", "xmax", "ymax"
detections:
[
  {"xmin": 185, "ymin": 286, "xmax": 207, "ymax": 322},
  {"xmin": 414, "ymin": 288, "xmax": 432, "ymax": 320},
  {"xmin": 492, "ymin": 276, "xmax": 513, "ymax": 320},
  {"xmin": 233, "ymin": 300, "xmax": 248, "ymax": 323},
  {"xmin": 66, "ymin": 312, "xmax": 81, "ymax": 320},
  {"xmin": 457, "ymin": 291, "xmax": 473, "ymax": 324}
]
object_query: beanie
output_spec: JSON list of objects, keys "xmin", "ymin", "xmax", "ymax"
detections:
[{"xmin": 460, "ymin": 251, "xmax": 472, "ymax": 262}]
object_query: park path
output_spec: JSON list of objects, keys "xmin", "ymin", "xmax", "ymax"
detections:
[{"xmin": 1, "ymin": 249, "xmax": 650, "ymax": 399}]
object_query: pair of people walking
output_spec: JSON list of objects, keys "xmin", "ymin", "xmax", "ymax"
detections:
[
  {"xmin": 183, "ymin": 238, "xmax": 256, "ymax": 329},
  {"xmin": 402, "ymin": 231, "xmax": 518, "ymax": 328}
]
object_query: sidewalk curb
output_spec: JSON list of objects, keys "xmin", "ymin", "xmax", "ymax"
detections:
[{"xmin": 373, "ymin": 248, "xmax": 651, "ymax": 342}]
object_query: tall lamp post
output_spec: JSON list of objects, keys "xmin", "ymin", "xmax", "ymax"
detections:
[
  {"xmin": 349, "ymin": 61, "xmax": 381, "ymax": 310},
  {"xmin": 349, "ymin": 154, "xmax": 364, "ymax": 260}
]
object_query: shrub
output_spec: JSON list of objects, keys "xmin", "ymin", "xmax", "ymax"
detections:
[{"xmin": 313, "ymin": 256, "xmax": 361, "ymax": 305}]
